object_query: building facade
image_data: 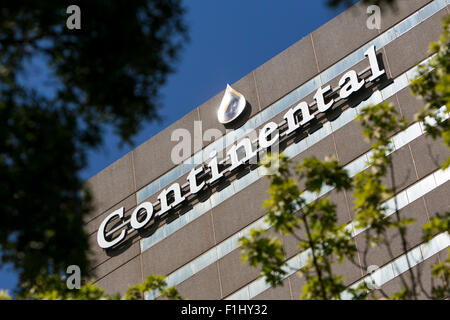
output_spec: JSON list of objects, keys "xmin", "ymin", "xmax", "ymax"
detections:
[{"xmin": 85, "ymin": 0, "xmax": 450, "ymax": 299}]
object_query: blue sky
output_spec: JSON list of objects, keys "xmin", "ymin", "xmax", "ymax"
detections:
[{"xmin": 0, "ymin": 0, "xmax": 358, "ymax": 293}]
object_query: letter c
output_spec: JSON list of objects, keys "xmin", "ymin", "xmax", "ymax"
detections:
[{"xmin": 97, "ymin": 207, "xmax": 126, "ymax": 249}]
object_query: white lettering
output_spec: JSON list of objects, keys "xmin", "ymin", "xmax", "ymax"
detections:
[
  {"xmin": 227, "ymin": 137, "xmax": 257, "ymax": 171},
  {"xmin": 97, "ymin": 45, "xmax": 387, "ymax": 249},
  {"xmin": 130, "ymin": 202, "xmax": 154, "ymax": 230},
  {"xmin": 97, "ymin": 207, "xmax": 126, "ymax": 249},
  {"xmin": 283, "ymin": 101, "xmax": 314, "ymax": 136},
  {"xmin": 314, "ymin": 85, "xmax": 334, "ymax": 112}
]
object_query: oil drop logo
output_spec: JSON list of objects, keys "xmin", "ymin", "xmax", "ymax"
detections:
[{"xmin": 217, "ymin": 84, "xmax": 246, "ymax": 124}]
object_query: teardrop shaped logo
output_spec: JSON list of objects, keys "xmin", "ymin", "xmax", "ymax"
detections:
[{"xmin": 217, "ymin": 84, "xmax": 246, "ymax": 124}]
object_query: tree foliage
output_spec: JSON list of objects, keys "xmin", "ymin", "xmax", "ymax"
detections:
[
  {"xmin": 0, "ymin": 274, "xmax": 182, "ymax": 300},
  {"xmin": 239, "ymin": 15, "xmax": 450, "ymax": 300},
  {"xmin": 0, "ymin": 1, "xmax": 188, "ymax": 291}
]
